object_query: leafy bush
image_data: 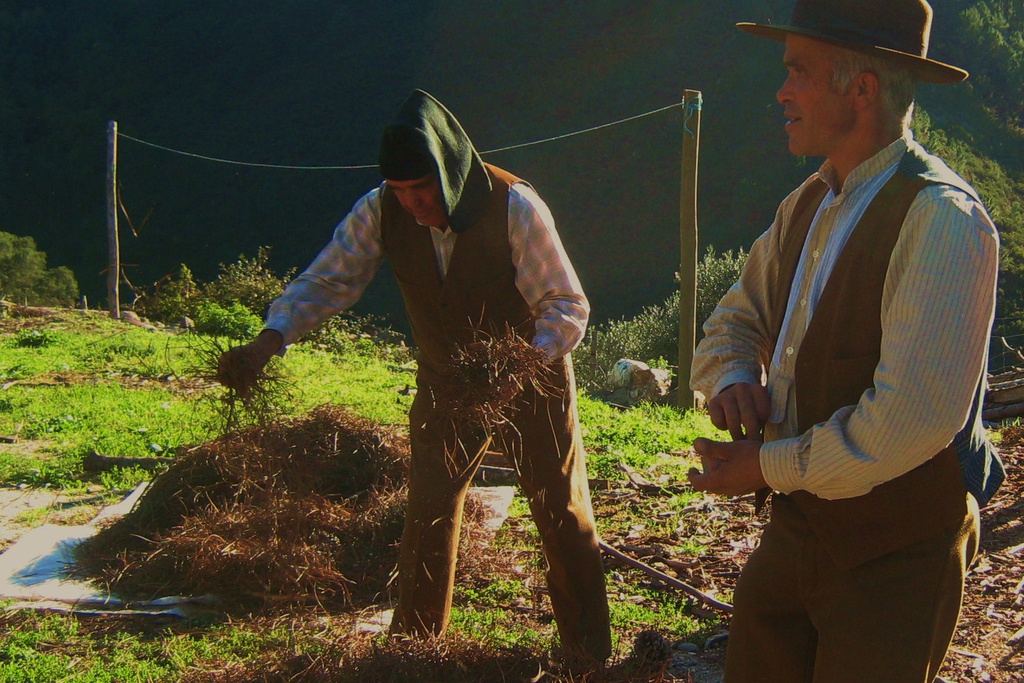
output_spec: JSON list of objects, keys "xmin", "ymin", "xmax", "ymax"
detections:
[
  {"xmin": 193, "ymin": 301, "xmax": 264, "ymax": 340},
  {"xmin": 953, "ymin": 0, "xmax": 1024, "ymax": 126},
  {"xmin": 302, "ymin": 311, "xmax": 412, "ymax": 363},
  {"xmin": 578, "ymin": 297, "xmax": 680, "ymax": 390},
  {"xmin": 134, "ymin": 248, "xmax": 292, "ymax": 326},
  {"xmin": 576, "ymin": 246, "xmax": 747, "ymax": 390},
  {"xmin": 133, "ymin": 264, "xmax": 201, "ymax": 323},
  {"xmin": 202, "ymin": 247, "xmax": 294, "ymax": 319},
  {"xmin": 131, "ymin": 250, "xmax": 413, "ymax": 360},
  {"xmin": 0, "ymin": 231, "xmax": 79, "ymax": 306}
]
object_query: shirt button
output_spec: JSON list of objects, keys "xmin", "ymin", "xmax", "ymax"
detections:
[
  {"xmin": 800, "ymin": 298, "xmax": 807, "ymax": 307},
  {"xmin": 812, "ymin": 249, "xmax": 820, "ymax": 259},
  {"xmin": 786, "ymin": 346, "xmax": 794, "ymax": 356}
]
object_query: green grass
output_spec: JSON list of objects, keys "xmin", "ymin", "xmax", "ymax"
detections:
[
  {"xmin": 0, "ymin": 612, "xmax": 292, "ymax": 682},
  {"xmin": 0, "ymin": 383, "xmax": 219, "ymax": 488},
  {"xmin": 607, "ymin": 592, "xmax": 704, "ymax": 639},
  {"xmin": 448, "ymin": 606, "xmax": 550, "ymax": 651},
  {"xmin": 10, "ymin": 504, "xmax": 101, "ymax": 528},
  {"xmin": 281, "ymin": 347, "xmax": 414, "ymax": 424},
  {"xmin": 456, "ymin": 578, "xmax": 530, "ymax": 608},
  {"xmin": 579, "ymin": 398, "xmax": 713, "ymax": 480},
  {"xmin": 0, "ymin": 328, "xmax": 417, "ymax": 488},
  {"xmin": 2, "ymin": 322, "xmax": 707, "ymax": 490},
  {"xmin": 1, "ymin": 324, "xmax": 195, "ymax": 381}
]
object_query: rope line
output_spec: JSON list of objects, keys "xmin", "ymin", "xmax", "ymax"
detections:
[
  {"xmin": 481, "ymin": 101, "xmax": 681, "ymax": 154},
  {"xmin": 116, "ymin": 101, "xmax": 682, "ymax": 171},
  {"xmin": 116, "ymin": 133, "xmax": 377, "ymax": 170}
]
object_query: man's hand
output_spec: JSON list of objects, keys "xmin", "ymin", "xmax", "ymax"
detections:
[
  {"xmin": 708, "ymin": 382, "xmax": 770, "ymax": 441},
  {"xmin": 217, "ymin": 329, "xmax": 283, "ymax": 398},
  {"xmin": 687, "ymin": 438, "xmax": 767, "ymax": 497}
]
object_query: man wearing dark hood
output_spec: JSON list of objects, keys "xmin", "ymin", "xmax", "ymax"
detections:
[{"xmin": 219, "ymin": 90, "xmax": 612, "ymax": 664}]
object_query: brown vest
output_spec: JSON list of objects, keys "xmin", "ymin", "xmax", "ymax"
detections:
[
  {"xmin": 380, "ymin": 163, "xmax": 536, "ymax": 381},
  {"xmin": 771, "ymin": 155, "xmax": 968, "ymax": 569}
]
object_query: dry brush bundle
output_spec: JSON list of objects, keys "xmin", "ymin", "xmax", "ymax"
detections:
[
  {"xmin": 432, "ymin": 327, "xmax": 556, "ymax": 431},
  {"xmin": 153, "ymin": 491, "xmax": 407, "ymax": 607},
  {"xmin": 74, "ymin": 405, "xmax": 412, "ymax": 610},
  {"xmin": 187, "ymin": 334, "xmax": 292, "ymax": 431}
]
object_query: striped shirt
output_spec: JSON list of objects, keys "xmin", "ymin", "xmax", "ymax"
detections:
[
  {"xmin": 265, "ymin": 182, "xmax": 589, "ymax": 361},
  {"xmin": 691, "ymin": 133, "xmax": 999, "ymax": 500}
]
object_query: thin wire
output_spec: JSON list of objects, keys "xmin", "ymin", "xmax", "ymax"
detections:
[
  {"xmin": 116, "ymin": 132, "xmax": 377, "ymax": 170},
  {"xmin": 481, "ymin": 101, "xmax": 681, "ymax": 154},
  {"xmin": 115, "ymin": 101, "xmax": 682, "ymax": 170}
]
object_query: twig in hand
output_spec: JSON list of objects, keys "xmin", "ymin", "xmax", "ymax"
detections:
[{"xmin": 187, "ymin": 335, "xmax": 292, "ymax": 432}]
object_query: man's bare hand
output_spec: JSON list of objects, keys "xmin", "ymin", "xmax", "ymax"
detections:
[
  {"xmin": 217, "ymin": 329, "xmax": 283, "ymax": 398},
  {"xmin": 687, "ymin": 438, "xmax": 767, "ymax": 497},
  {"xmin": 708, "ymin": 382, "xmax": 770, "ymax": 441}
]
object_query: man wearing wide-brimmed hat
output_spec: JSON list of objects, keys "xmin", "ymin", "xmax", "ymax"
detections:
[{"xmin": 687, "ymin": 1, "xmax": 1004, "ymax": 680}]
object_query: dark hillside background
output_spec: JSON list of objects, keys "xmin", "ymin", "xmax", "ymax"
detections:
[{"xmin": 1, "ymin": 0, "xmax": 1022, "ymax": 329}]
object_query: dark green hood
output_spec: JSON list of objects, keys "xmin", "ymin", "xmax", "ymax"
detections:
[{"xmin": 379, "ymin": 90, "xmax": 492, "ymax": 233}]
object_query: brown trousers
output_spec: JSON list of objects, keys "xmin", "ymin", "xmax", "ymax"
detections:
[
  {"xmin": 724, "ymin": 493, "xmax": 980, "ymax": 682},
  {"xmin": 389, "ymin": 357, "xmax": 612, "ymax": 663}
]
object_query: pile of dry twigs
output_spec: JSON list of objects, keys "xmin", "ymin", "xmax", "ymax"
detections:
[{"xmin": 74, "ymin": 405, "xmax": 420, "ymax": 611}]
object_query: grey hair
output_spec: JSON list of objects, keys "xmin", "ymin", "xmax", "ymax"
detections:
[{"xmin": 829, "ymin": 47, "xmax": 918, "ymax": 131}]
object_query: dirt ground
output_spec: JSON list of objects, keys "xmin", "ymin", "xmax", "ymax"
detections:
[
  {"xmin": 943, "ymin": 440, "xmax": 1024, "ymax": 682},
  {"xmin": 0, "ymin": 440, "xmax": 111, "ymax": 552}
]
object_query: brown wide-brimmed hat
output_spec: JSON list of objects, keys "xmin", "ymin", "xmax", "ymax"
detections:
[{"xmin": 736, "ymin": 0, "xmax": 968, "ymax": 84}]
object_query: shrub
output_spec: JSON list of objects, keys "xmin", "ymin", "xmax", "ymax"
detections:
[
  {"xmin": 202, "ymin": 247, "xmax": 293, "ymax": 319},
  {"xmin": 193, "ymin": 301, "xmax": 265, "ymax": 340},
  {"xmin": 0, "ymin": 231, "xmax": 79, "ymax": 306},
  {"xmin": 15, "ymin": 329, "xmax": 63, "ymax": 348},
  {"xmin": 576, "ymin": 245, "xmax": 747, "ymax": 390},
  {"xmin": 302, "ymin": 311, "xmax": 412, "ymax": 363},
  {"xmin": 133, "ymin": 248, "xmax": 292, "ymax": 327},
  {"xmin": 132, "ymin": 264, "xmax": 201, "ymax": 323}
]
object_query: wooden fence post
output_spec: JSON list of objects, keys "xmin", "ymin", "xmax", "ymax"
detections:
[
  {"xmin": 106, "ymin": 120, "xmax": 120, "ymax": 319},
  {"xmin": 677, "ymin": 91, "xmax": 702, "ymax": 411}
]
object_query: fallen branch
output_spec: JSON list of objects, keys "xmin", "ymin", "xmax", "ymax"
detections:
[
  {"xmin": 617, "ymin": 461, "xmax": 662, "ymax": 494},
  {"xmin": 598, "ymin": 540, "xmax": 733, "ymax": 614},
  {"xmin": 2, "ymin": 379, "xmax": 64, "ymax": 390},
  {"xmin": 982, "ymin": 401, "xmax": 1024, "ymax": 422}
]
